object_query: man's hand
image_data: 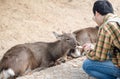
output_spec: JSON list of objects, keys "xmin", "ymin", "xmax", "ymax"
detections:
[{"xmin": 82, "ymin": 43, "xmax": 95, "ymax": 52}]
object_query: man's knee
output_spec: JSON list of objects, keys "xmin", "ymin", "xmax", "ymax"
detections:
[{"xmin": 82, "ymin": 59, "xmax": 92, "ymax": 71}]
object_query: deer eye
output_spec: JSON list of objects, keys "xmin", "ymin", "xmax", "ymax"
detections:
[{"xmin": 66, "ymin": 38, "xmax": 70, "ymax": 40}]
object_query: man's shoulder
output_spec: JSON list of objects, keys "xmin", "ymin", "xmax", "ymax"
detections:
[
  {"xmin": 106, "ymin": 17, "xmax": 120, "ymax": 27},
  {"xmin": 107, "ymin": 21, "xmax": 117, "ymax": 27},
  {"xmin": 102, "ymin": 21, "xmax": 119, "ymax": 35},
  {"xmin": 101, "ymin": 22, "xmax": 117, "ymax": 34}
]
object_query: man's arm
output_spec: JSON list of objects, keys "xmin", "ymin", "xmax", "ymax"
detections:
[{"xmin": 84, "ymin": 25, "xmax": 112, "ymax": 61}]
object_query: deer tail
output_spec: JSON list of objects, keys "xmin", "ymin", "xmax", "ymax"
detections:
[{"xmin": 0, "ymin": 61, "xmax": 15, "ymax": 79}]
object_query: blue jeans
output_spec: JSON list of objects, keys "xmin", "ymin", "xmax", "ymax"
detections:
[{"xmin": 82, "ymin": 59, "xmax": 120, "ymax": 79}]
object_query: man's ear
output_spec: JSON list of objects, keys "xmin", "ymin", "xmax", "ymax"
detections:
[{"xmin": 95, "ymin": 11, "xmax": 100, "ymax": 16}]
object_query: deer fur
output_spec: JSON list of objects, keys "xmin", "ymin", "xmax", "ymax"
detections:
[
  {"xmin": 68, "ymin": 26, "xmax": 99, "ymax": 57},
  {"xmin": 0, "ymin": 32, "xmax": 78, "ymax": 79}
]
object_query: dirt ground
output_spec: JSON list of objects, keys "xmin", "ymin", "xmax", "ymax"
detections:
[
  {"xmin": 0, "ymin": 0, "xmax": 120, "ymax": 59},
  {"xmin": 0, "ymin": 0, "xmax": 120, "ymax": 78}
]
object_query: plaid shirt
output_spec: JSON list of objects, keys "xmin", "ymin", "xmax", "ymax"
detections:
[{"xmin": 87, "ymin": 13, "xmax": 120, "ymax": 68}]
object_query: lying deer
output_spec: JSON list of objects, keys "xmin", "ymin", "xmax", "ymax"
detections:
[
  {"xmin": 0, "ymin": 32, "xmax": 78, "ymax": 79},
  {"xmin": 68, "ymin": 26, "xmax": 99, "ymax": 58}
]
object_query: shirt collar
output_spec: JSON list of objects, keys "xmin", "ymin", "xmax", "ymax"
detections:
[
  {"xmin": 99, "ymin": 13, "xmax": 117, "ymax": 29},
  {"xmin": 103, "ymin": 13, "xmax": 117, "ymax": 23}
]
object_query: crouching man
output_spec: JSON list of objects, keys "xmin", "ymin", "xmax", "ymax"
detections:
[{"xmin": 82, "ymin": 0, "xmax": 120, "ymax": 79}]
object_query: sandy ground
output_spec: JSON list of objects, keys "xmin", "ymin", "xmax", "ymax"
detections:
[
  {"xmin": 0, "ymin": 0, "xmax": 120, "ymax": 78},
  {"xmin": 0, "ymin": 0, "xmax": 120, "ymax": 59}
]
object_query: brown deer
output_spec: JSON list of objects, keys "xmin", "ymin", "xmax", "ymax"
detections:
[
  {"xmin": 68, "ymin": 26, "xmax": 99, "ymax": 58},
  {"xmin": 0, "ymin": 32, "xmax": 78, "ymax": 79}
]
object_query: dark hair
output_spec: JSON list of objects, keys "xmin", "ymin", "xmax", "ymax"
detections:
[{"xmin": 93, "ymin": 0, "xmax": 114, "ymax": 15}]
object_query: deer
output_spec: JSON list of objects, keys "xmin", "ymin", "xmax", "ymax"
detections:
[
  {"xmin": 0, "ymin": 32, "xmax": 78, "ymax": 79},
  {"xmin": 68, "ymin": 26, "xmax": 99, "ymax": 58}
]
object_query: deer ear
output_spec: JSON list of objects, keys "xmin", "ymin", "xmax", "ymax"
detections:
[
  {"xmin": 53, "ymin": 32, "xmax": 62, "ymax": 40},
  {"xmin": 62, "ymin": 31, "xmax": 67, "ymax": 34},
  {"xmin": 73, "ymin": 33, "xmax": 76, "ymax": 37}
]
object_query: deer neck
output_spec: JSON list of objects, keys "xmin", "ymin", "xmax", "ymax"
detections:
[
  {"xmin": 48, "ymin": 41, "xmax": 69, "ymax": 60},
  {"xmin": 55, "ymin": 40, "xmax": 69, "ymax": 53}
]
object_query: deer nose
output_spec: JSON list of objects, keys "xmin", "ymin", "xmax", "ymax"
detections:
[
  {"xmin": 73, "ymin": 43, "xmax": 77, "ymax": 47},
  {"xmin": 76, "ymin": 41, "xmax": 80, "ymax": 46}
]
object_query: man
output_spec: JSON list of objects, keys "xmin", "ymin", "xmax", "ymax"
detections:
[{"xmin": 82, "ymin": 0, "xmax": 120, "ymax": 79}]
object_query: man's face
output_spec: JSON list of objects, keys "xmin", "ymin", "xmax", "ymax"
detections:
[{"xmin": 92, "ymin": 11, "xmax": 103, "ymax": 26}]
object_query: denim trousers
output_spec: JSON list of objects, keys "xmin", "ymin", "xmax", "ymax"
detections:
[{"xmin": 82, "ymin": 59, "xmax": 120, "ymax": 79}]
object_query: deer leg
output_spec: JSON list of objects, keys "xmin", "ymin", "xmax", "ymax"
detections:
[
  {"xmin": 55, "ymin": 51, "xmax": 68, "ymax": 65},
  {"xmin": 23, "ymin": 68, "xmax": 32, "ymax": 75},
  {"xmin": 31, "ymin": 67, "xmax": 46, "ymax": 73},
  {"xmin": 26, "ymin": 66, "xmax": 47, "ymax": 74},
  {"xmin": 31, "ymin": 60, "xmax": 52, "ymax": 73}
]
